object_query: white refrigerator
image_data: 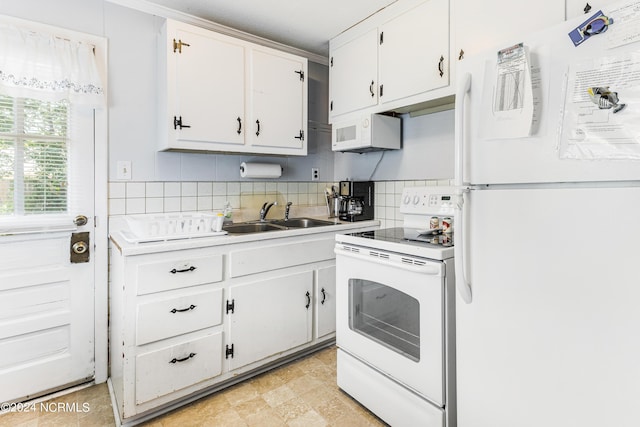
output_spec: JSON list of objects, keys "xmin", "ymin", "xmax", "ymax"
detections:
[{"xmin": 454, "ymin": 4, "xmax": 640, "ymax": 427}]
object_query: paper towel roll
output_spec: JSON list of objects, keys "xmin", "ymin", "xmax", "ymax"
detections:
[{"xmin": 240, "ymin": 162, "xmax": 282, "ymax": 179}]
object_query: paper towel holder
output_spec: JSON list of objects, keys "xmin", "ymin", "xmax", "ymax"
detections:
[{"xmin": 239, "ymin": 162, "xmax": 283, "ymax": 179}]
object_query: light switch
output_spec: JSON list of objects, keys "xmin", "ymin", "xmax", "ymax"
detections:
[{"xmin": 116, "ymin": 161, "xmax": 132, "ymax": 180}]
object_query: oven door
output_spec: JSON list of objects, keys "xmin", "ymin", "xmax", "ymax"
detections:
[{"xmin": 335, "ymin": 242, "xmax": 445, "ymax": 406}]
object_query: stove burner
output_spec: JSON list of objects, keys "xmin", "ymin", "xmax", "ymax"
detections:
[{"xmin": 350, "ymin": 227, "xmax": 453, "ymax": 248}]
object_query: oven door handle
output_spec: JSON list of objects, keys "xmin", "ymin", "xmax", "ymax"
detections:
[{"xmin": 335, "ymin": 246, "xmax": 442, "ymax": 275}]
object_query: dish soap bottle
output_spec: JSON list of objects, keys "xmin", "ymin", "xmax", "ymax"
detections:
[{"xmin": 223, "ymin": 201, "xmax": 233, "ymax": 224}]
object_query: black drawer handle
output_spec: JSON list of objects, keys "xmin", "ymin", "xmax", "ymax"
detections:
[
  {"xmin": 169, "ymin": 352, "xmax": 196, "ymax": 364},
  {"xmin": 320, "ymin": 288, "xmax": 326, "ymax": 305},
  {"xmin": 305, "ymin": 291, "xmax": 311, "ymax": 309},
  {"xmin": 169, "ymin": 266, "xmax": 196, "ymax": 274},
  {"xmin": 170, "ymin": 304, "xmax": 196, "ymax": 314}
]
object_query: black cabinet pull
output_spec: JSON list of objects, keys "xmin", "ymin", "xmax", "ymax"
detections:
[
  {"xmin": 305, "ymin": 291, "xmax": 311, "ymax": 309},
  {"xmin": 256, "ymin": 119, "xmax": 261, "ymax": 137},
  {"xmin": 169, "ymin": 266, "xmax": 196, "ymax": 274},
  {"xmin": 369, "ymin": 80, "xmax": 375, "ymax": 97},
  {"xmin": 458, "ymin": 49, "xmax": 465, "ymax": 61},
  {"xmin": 170, "ymin": 304, "xmax": 196, "ymax": 314},
  {"xmin": 237, "ymin": 117, "xmax": 242, "ymax": 134},
  {"xmin": 294, "ymin": 130, "xmax": 304, "ymax": 141},
  {"xmin": 169, "ymin": 352, "xmax": 196, "ymax": 364},
  {"xmin": 584, "ymin": 3, "xmax": 592, "ymax": 13},
  {"xmin": 438, "ymin": 55, "xmax": 445, "ymax": 77},
  {"xmin": 320, "ymin": 288, "xmax": 326, "ymax": 305}
]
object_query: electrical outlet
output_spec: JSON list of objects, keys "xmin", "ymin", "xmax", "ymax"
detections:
[
  {"xmin": 117, "ymin": 161, "xmax": 132, "ymax": 180},
  {"xmin": 311, "ymin": 168, "xmax": 319, "ymax": 181}
]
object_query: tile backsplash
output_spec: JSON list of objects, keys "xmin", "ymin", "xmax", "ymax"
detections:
[{"xmin": 108, "ymin": 179, "xmax": 453, "ymax": 227}]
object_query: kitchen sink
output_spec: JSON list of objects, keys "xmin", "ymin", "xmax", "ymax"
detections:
[
  {"xmin": 269, "ymin": 217, "xmax": 336, "ymax": 228},
  {"xmin": 223, "ymin": 222, "xmax": 287, "ymax": 234},
  {"xmin": 223, "ymin": 217, "xmax": 337, "ymax": 234}
]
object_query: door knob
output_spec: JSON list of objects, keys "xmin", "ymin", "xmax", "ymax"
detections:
[
  {"xmin": 72, "ymin": 241, "xmax": 88, "ymax": 255},
  {"xmin": 70, "ymin": 232, "xmax": 90, "ymax": 263}
]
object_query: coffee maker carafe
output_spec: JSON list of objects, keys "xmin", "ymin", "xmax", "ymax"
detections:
[{"xmin": 338, "ymin": 181, "xmax": 374, "ymax": 222}]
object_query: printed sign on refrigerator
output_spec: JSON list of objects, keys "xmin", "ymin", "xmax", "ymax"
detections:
[{"xmin": 558, "ymin": 51, "xmax": 640, "ymax": 159}]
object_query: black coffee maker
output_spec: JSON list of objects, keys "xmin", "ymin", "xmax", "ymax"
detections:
[{"xmin": 338, "ymin": 181, "xmax": 374, "ymax": 222}]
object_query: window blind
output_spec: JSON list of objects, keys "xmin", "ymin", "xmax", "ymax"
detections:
[{"xmin": 0, "ymin": 94, "xmax": 69, "ymax": 216}]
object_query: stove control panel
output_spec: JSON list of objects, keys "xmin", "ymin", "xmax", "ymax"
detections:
[{"xmin": 400, "ymin": 186, "xmax": 455, "ymax": 216}]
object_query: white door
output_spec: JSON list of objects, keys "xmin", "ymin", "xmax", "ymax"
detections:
[
  {"xmin": 0, "ymin": 97, "xmax": 96, "ymax": 402},
  {"xmin": 456, "ymin": 187, "xmax": 640, "ymax": 426},
  {"xmin": 335, "ymin": 244, "xmax": 445, "ymax": 405}
]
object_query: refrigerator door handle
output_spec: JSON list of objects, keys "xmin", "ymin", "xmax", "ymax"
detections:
[
  {"xmin": 455, "ymin": 72, "xmax": 471, "ymax": 187},
  {"xmin": 455, "ymin": 71, "xmax": 473, "ymax": 304},
  {"xmin": 454, "ymin": 189, "xmax": 473, "ymax": 303}
]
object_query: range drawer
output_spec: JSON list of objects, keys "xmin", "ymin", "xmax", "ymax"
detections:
[
  {"xmin": 136, "ymin": 254, "xmax": 223, "ymax": 295},
  {"xmin": 136, "ymin": 288, "xmax": 223, "ymax": 345},
  {"xmin": 135, "ymin": 332, "xmax": 223, "ymax": 405}
]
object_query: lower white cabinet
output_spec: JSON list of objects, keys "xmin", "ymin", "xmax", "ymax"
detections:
[
  {"xmin": 226, "ymin": 270, "xmax": 314, "ymax": 370},
  {"xmin": 109, "ymin": 225, "xmax": 377, "ymax": 424},
  {"xmin": 316, "ymin": 265, "xmax": 336, "ymax": 339},
  {"xmin": 135, "ymin": 332, "xmax": 224, "ymax": 405}
]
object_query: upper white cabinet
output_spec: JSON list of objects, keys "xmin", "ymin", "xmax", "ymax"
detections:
[
  {"xmin": 159, "ymin": 19, "xmax": 308, "ymax": 156},
  {"xmin": 453, "ymin": 0, "xmax": 564, "ymax": 61},
  {"xmin": 566, "ymin": 0, "xmax": 619, "ymax": 20},
  {"xmin": 329, "ymin": 0, "xmax": 452, "ymax": 123},
  {"xmin": 250, "ymin": 48, "xmax": 307, "ymax": 151},
  {"xmin": 378, "ymin": 0, "xmax": 449, "ymax": 106},
  {"xmin": 329, "ymin": 28, "xmax": 379, "ymax": 117}
]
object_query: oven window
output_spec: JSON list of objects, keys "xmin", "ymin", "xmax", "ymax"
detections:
[{"xmin": 348, "ymin": 279, "xmax": 420, "ymax": 361}]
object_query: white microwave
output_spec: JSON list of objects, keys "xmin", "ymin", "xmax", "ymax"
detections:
[{"xmin": 332, "ymin": 114, "xmax": 401, "ymax": 153}]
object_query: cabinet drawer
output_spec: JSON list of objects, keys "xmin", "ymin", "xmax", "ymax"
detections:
[
  {"xmin": 135, "ymin": 332, "xmax": 223, "ymax": 405},
  {"xmin": 229, "ymin": 238, "xmax": 334, "ymax": 278},
  {"xmin": 136, "ymin": 288, "xmax": 223, "ymax": 345},
  {"xmin": 136, "ymin": 254, "xmax": 223, "ymax": 295}
]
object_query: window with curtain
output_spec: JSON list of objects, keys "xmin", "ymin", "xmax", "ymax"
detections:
[{"xmin": 0, "ymin": 20, "xmax": 104, "ymax": 219}]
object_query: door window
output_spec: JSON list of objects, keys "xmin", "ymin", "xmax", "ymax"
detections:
[
  {"xmin": 349, "ymin": 279, "xmax": 420, "ymax": 361},
  {"xmin": 0, "ymin": 95, "xmax": 69, "ymax": 216}
]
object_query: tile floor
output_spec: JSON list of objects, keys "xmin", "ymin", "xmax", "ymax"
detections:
[{"xmin": 0, "ymin": 346, "xmax": 387, "ymax": 427}]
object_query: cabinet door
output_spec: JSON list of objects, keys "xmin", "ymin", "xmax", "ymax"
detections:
[
  {"xmin": 566, "ymin": 0, "xmax": 618, "ymax": 20},
  {"xmin": 173, "ymin": 26, "xmax": 245, "ymax": 146},
  {"xmin": 454, "ymin": 0, "xmax": 564, "ymax": 61},
  {"xmin": 227, "ymin": 271, "xmax": 313, "ymax": 370},
  {"xmin": 329, "ymin": 28, "xmax": 378, "ymax": 119},
  {"xmin": 316, "ymin": 266, "xmax": 336, "ymax": 339},
  {"xmin": 378, "ymin": 0, "xmax": 449, "ymax": 105},
  {"xmin": 249, "ymin": 49, "xmax": 307, "ymax": 152}
]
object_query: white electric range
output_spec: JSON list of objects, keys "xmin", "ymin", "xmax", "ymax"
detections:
[{"xmin": 334, "ymin": 186, "xmax": 457, "ymax": 427}]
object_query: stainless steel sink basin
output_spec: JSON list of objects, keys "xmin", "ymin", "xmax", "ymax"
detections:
[
  {"xmin": 223, "ymin": 222, "xmax": 287, "ymax": 234},
  {"xmin": 223, "ymin": 217, "xmax": 336, "ymax": 234},
  {"xmin": 269, "ymin": 217, "xmax": 336, "ymax": 228}
]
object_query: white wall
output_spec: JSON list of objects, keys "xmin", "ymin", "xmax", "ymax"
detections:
[
  {"xmin": 0, "ymin": 0, "xmax": 454, "ymax": 186},
  {"xmin": 333, "ymin": 110, "xmax": 454, "ymax": 182}
]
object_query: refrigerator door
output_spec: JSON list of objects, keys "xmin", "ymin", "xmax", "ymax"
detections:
[
  {"xmin": 456, "ymin": 13, "xmax": 640, "ymax": 186},
  {"xmin": 456, "ymin": 186, "xmax": 640, "ymax": 426}
]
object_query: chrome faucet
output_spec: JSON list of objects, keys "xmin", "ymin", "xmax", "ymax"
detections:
[
  {"xmin": 284, "ymin": 201, "xmax": 293, "ymax": 221},
  {"xmin": 259, "ymin": 201, "xmax": 277, "ymax": 221}
]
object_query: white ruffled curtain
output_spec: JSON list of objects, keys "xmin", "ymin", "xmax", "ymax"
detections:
[{"xmin": 0, "ymin": 23, "xmax": 105, "ymax": 106}]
